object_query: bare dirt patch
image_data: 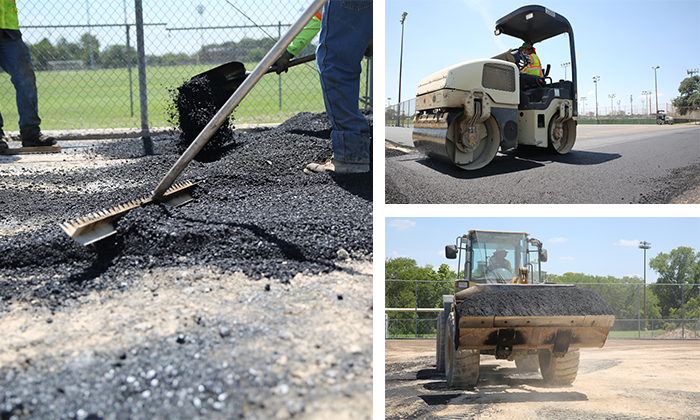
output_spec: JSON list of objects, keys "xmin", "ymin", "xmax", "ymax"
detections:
[{"xmin": 385, "ymin": 339, "xmax": 700, "ymax": 420}]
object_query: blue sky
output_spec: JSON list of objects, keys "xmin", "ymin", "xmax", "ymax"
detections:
[
  {"xmin": 385, "ymin": 217, "xmax": 700, "ymax": 282},
  {"xmin": 385, "ymin": 0, "xmax": 700, "ymax": 114}
]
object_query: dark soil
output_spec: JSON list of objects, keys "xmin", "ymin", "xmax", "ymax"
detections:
[{"xmin": 456, "ymin": 287, "xmax": 615, "ymax": 317}]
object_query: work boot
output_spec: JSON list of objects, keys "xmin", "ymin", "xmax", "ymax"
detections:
[
  {"xmin": 304, "ymin": 158, "xmax": 370, "ymax": 174},
  {"xmin": 0, "ymin": 139, "xmax": 8, "ymax": 151},
  {"xmin": 21, "ymin": 134, "xmax": 57, "ymax": 148}
]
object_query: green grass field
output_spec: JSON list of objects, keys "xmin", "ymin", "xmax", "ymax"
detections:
[{"xmin": 1, "ymin": 60, "xmax": 370, "ymax": 132}]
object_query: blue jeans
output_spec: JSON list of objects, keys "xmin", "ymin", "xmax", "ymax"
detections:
[
  {"xmin": 0, "ymin": 37, "xmax": 41, "ymax": 140},
  {"xmin": 317, "ymin": 0, "xmax": 373, "ymax": 164}
]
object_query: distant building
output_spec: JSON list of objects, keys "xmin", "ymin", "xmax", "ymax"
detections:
[{"xmin": 48, "ymin": 60, "xmax": 84, "ymax": 71}]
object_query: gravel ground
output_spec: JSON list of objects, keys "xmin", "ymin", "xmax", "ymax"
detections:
[
  {"xmin": 0, "ymin": 111, "xmax": 373, "ymax": 419},
  {"xmin": 385, "ymin": 339, "xmax": 700, "ymax": 420}
]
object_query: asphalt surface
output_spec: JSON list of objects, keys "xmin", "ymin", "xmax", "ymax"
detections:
[
  {"xmin": 385, "ymin": 124, "xmax": 700, "ymax": 204},
  {"xmin": 0, "ymin": 111, "xmax": 373, "ymax": 419}
]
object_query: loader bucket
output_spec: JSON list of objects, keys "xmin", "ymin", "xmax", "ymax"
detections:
[{"xmin": 454, "ymin": 284, "xmax": 615, "ymax": 356}]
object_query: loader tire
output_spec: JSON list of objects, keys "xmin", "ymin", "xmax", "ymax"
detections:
[
  {"xmin": 539, "ymin": 349, "xmax": 580, "ymax": 385},
  {"xmin": 435, "ymin": 311, "xmax": 446, "ymax": 372},
  {"xmin": 514, "ymin": 354, "xmax": 540, "ymax": 372},
  {"xmin": 445, "ymin": 312, "xmax": 479, "ymax": 388}
]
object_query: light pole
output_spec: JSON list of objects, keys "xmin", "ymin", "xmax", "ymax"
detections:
[
  {"xmin": 630, "ymin": 95, "xmax": 633, "ymax": 116},
  {"xmin": 608, "ymin": 93, "xmax": 615, "ymax": 116},
  {"xmin": 593, "ymin": 76, "xmax": 600, "ymax": 120},
  {"xmin": 397, "ymin": 12, "xmax": 408, "ymax": 126},
  {"xmin": 651, "ymin": 66, "xmax": 659, "ymax": 114},
  {"xmin": 561, "ymin": 62, "xmax": 570, "ymax": 80},
  {"xmin": 642, "ymin": 90, "xmax": 651, "ymax": 115},
  {"xmin": 639, "ymin": 241, "xmax": 651, "ymax": 331},
  {"xmin": 581, "ymin": 97, "xmax": 587, "ymax": 115}
]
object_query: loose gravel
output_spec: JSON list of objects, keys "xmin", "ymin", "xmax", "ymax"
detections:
[
  {"xmin": 0, "ymin": 110, "xmax": 373, "ymax": 420},
  {"xmin": 456, "ymin": 287, "xmax": 615, "ymax": 317}
]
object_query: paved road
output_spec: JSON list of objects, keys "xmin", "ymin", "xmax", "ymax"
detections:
[{"xmin": 385, "ymin": 124, "xmax": 700, "ymax": 204}]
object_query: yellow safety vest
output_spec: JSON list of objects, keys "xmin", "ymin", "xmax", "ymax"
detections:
[
  {"xmin": 0, "ymin": 0, "xmax": 19, "ymax": 31},
  {"xmin": 522, "ymin": 53, "xmax": 542, "ymax": 77}
]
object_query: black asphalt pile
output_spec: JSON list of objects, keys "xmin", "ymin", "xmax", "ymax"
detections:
[
  {"xmin": 456, "ymin": 286, "xmax": 615, "ymax": 317},
  {"xmin": 0, "ymin": 111, "xmax": 372, "ymax": 307},
  {"xmin": 170, "ymin": 72, "xmax": 235, "ymax": 162}
]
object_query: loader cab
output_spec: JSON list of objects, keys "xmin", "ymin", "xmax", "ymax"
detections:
[
  {"xmin": 493, "ymin": 5, "xmax": 578, "ymax": 116},
  {"xmin": 446, "ymin": 230, "xmax": 546, "ymax": 288}
]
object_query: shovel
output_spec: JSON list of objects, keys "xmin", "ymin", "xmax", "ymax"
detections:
[
  {"xmin": 194, "ymin": 53, "xmax": 316, "ymax": 92},
  {"xmin": 60, "ymin": 0, "xmax": 328, "ymax": 246}
]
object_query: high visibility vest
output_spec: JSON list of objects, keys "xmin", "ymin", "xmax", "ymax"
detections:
[
  {"xmin": 0, "ymin": 0, "xmax": 20, "ymax": 31},
  {"xmin": 286, "ymin": 12, "xmax": 322, "ymax": 57},
  {"xmin": 522, "ymin": 53, "xmax": 542, "ymax": 77}
]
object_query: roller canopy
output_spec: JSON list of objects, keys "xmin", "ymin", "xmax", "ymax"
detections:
[{"xmin": 494, "ymin": 5, "xmax": 573, "ymax": 44}]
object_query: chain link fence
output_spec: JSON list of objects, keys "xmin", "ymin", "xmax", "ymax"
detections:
[
  {"xmin": 385, "ymin": 98, "xmax": 414, "ymax": 127},
  {"xmin": 385, "ymin": 279, "xmax": 700, "ymax": 339},
  {"xmin": 2, "ymin": 0, "xmax": 371, "ymax": 136}
]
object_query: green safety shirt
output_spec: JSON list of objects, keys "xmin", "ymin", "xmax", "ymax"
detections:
[
  {"xmin": 1, "ymin": 0, "xmax": 19, "ymax": 30},
  {"xmin": 286, "ymin": 12, "xmax": 321, "ymax": 56},
  {"xmin": 0, "ymin": 0, "xmax": 21, "ymax": 40}
]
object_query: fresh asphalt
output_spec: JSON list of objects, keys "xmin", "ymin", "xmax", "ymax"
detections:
[{"xmin": 385, "ymin": 124, "xmax": 700, "ymax": 204}]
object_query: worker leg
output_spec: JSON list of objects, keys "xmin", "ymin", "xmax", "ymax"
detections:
[
  {"xmin": 0, "ymin": 38, "xmax": 42, "ymax": 140},
  {"xmin": 316, "ymin": 0, "xmax": 373, "ymax": 164}
]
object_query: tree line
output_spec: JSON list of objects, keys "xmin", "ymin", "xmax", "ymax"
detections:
[
  {"xmin": 385, "ymin": 246, "xmax": 700, "ymax": 336},
  {"xmin": 26, "ymin": 34, "xmax": 317, "ymax": 71}
]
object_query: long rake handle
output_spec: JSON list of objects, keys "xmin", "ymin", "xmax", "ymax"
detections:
[{"xmin": 152, "ymin": 0, "xmax": 327, "ymax": 199}]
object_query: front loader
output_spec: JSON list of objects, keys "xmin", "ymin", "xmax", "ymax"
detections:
[
  {"xmin": 436, "ymin": 230, "xmax": 615, "ymax": 388},
  {"xmin": 413, "ymin": 5, "xmax": 577, "ymax": 169}
]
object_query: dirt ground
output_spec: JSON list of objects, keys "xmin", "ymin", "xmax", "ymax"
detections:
[{"xmin": 385, "ymin": 339, "xmax": 700, "ymax": 420}]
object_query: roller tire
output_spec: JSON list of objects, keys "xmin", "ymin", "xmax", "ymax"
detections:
[
  {"xmin": 547, "ymin": 113, "xmax": 576, "ymax": 154},
  {"xmin": 435, "ymin": 311, "xmax": 446, "ymax": 372},
  {"xmin": 445, "ymin": 312, "xmax": 479, "ymax": 388},
  {"xmin": 539, "ymin": 349, "xmax": 580, "ymax": 385},
  {"xmin": 514, "ymin": 354, "xmax": 540, "ymax": 372},
  {"xmin": 448, "ymin": 115, "xmax": 501, "ymax": 170}
]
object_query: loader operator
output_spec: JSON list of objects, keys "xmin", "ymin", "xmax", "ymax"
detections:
[
  {"xmin": 0, "ymin": 0, "xmax": 56, "ymax": 151},
  {"xmin": 275, "ymin": 0, "xmax": 373, "ymax": 174},
  {"xmin": 487, "ymin": 246, "xmax": 513, "ymax": 275}
]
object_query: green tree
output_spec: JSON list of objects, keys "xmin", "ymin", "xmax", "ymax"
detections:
[
  {"xmin": 649, "ymin": 246, "xmax": 700, "ymax": 318},
  {"xmin": 55, "ymin": 37, "xmax": 82, "ymax": 61},
  {"xmin": 80, "ymin": 33, "xmax": 100, "ymax": 68},
  {"xmin": 101, "ymin": 45, "xmax": 137, "ymax": 68},
  {"xmin": 671, "ymin": 76, "xmax": 700, "ymax": 115},
  {"xmin": 27, "ymin": 38, "xmax": 55, "ymax": 71}
]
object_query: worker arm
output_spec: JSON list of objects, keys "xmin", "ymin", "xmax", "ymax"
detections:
[{"xmin": 275, "ymin": 12, "xmax": 321, "ymax": 74}]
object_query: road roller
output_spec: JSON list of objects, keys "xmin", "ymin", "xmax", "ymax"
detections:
[{"xmin": 413, "ymin": 5, "xmax": 578, "ymax": 170}]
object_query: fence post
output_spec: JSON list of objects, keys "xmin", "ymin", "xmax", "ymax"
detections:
[
  {"xmin": 134, "ymin": 0, "xmax": 149, "ymax": 139},
  {"xmin": 415, "ymin": 280, "xmax": 418, "ymax": 338}
]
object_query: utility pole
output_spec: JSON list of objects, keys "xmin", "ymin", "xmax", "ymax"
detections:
[
  {"xmin": 593, "ymin": 76, "xmax": 600, "ymax": 121},
  {"xmin": 639, "ymin": 241, "xmax": 651, "ymax": 331},
  {"xmin": 688, "ymin": 69, "xmax": 699, "ymax": 77},
  {"xmin": 398, "ymin": 11, "xmax": 408, "ymax": 126},
  {"xmin": 652, "ymin": 66, "xmax": 660, "ymax": 114}
]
